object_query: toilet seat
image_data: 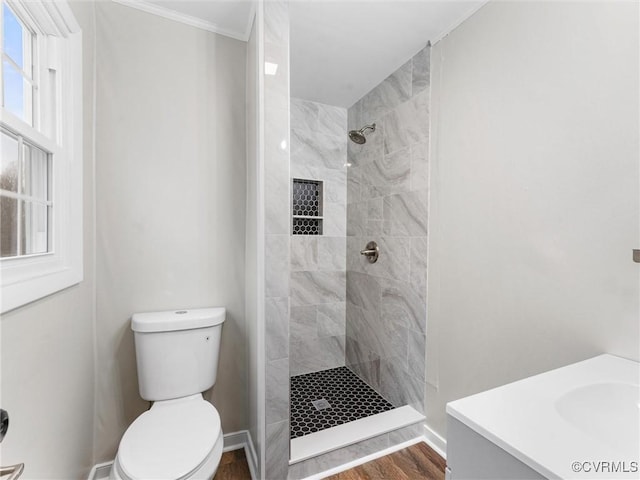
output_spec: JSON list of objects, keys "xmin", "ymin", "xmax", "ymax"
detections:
[{"xmin": 117, "ymin": 395, "xmax": 221, "ymax": 480}]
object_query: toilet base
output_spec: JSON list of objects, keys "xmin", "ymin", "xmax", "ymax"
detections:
[{"xmin": 110, "ymin": 430, "xmax": 224, "ymax": 480}]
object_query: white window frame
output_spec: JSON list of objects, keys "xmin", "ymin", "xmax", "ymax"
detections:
[{"xmin": 0, "ymin": 0, "xmax": 82, "ymax": 313}]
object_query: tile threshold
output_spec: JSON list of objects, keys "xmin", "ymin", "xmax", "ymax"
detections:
[{"xmin": 289, "ymin": 405, "xmax": 425, "ymax": 465}]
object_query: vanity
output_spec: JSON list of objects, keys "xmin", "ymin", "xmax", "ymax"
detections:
[{"xmin": 446, "ymin": 354, "xmax": 640, "ymax": 479}]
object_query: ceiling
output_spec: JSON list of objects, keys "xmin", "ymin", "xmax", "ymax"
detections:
[
  {"xmin": 290, "ymin": 1, "xmax": 486, "ymax": 107},
  {"xmin": 119, "ymin": 0, "xmax": 486, "ymax": 107}
]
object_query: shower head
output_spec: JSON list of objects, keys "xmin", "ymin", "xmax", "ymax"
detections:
[{"xmin": 348, "ymin": 124, "xmax": 376, "ymax": 144}]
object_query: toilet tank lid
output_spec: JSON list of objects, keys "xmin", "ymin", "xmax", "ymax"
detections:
[{"xmin": 131, "ymin": 307, "xmax": 225, "ymax": 333}]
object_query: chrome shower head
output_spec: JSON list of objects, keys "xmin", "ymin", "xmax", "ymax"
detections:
[{"xmin": 348, "ymin": 124, "xmax": 376, "ymax": 144}]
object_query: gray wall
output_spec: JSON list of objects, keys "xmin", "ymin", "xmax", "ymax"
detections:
[
  {"xmin": 346, "ymin": 46, "xmax": 430, "ymax": 412},
  {"xmin": 427, "ymin": 0, "xmax": 640, "ymax": 438},
  {"xmin": 93, "ymin": 2, "xmax": 248, "ymax": 462},
  {"xmin": 0, "ymin": 1, "xmax": 96, "ymax": 477},
  {"xmin": 245, "ymin": 15, "xmax": 262, "ymax": 480},
  {"xmin": 290, "ymin": 98, "xmax": 347, "ymax": 376}
]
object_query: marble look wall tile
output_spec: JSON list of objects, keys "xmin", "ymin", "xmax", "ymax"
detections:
[
  {"xmin": 267, "ymin": 358, "xmax": 290, "ymax": 423},
  {"xmin": 343, "ymin": 44, "xmax": 429, "ymax": 422},
  {"xmin": 410, "ymin": 140, "xmax": 429, "ymax": 192},
  {"xmin": 383, "ymin": 89, "xmax": 429, "ymax": 155},
  {"xmin": 388, "ymin": 423, "xmax": 424, "ymax": 444},
  {"xmin": 291, "ymin": 304, "xmax": 317, "ymax": 325},
  {"xmin": 346, "ymin": 301, "xmax": 407, "ymax": 369},
  {"xmin": 345, "ymin": 334, "xmax": 380, "ymax": 390},
  {"xmin": 266, "ymin": 420, "xmax": 289, "ymax": 480},
  {"xmin": 379, "ymin": 356, "xmax": 424, "ymax": 412},
  {"xmin": 362, "ymin": 147, "xmax": 411, "ymax": 198},
  {"xmin": 291, "ymin": 128, "xmax": 347, "ymax": 170},
  {"xmin": 290, "ymin": 97, "xmax": 319, "ymax": 132},
  {"xmin": 322, "ymin": 170, "xmax": 348, "ymax": 205},
  {"xmin": 265, "ymin": 1, "xmax": 291, "ymax": 475},
  {"xmin": 265, "ymin": 118, "xmax": 290, "ymax": 235},
  {"xmin": 383, "ymin": 189, "xmax": 428, "ymax": 237},
  {"xmin": 362, "ymin": 59, "xmax": 412, "ymax": 122},
  {"xmin": 266, "ymin": 297, "xmax": 289, "ymax": 361},
  {"xmin": 290, "ymin": 335, "xmax": 345, "ymax": 376},
  {"xmin": 380, "ymin": 278, "xmax": 427, "ymax": 335},
  {"xmin": 346, "ymin": 271, "xmax": 381, "ymax": 312},
  {"xmin": 266, "ymin": 234, "xmax": 289, "ymax": 298},
  {"xmin": 367, "ymin": 198, "xmax": 384, "ymax": 220},
  {"xmin": 290, "ymin": 236, "xmax": 318, "ymax": 272},
  {"xmin": 317, "ymin": 103, "xmax": 348, "ymax": 138},
  {"xmin": 411, "ymin": 45, "xmax": 430, "ymax": 96},
  {"xmin": 368, "ymin": 236, "xmax": 411, "ymax": 283},
  {"xmin": 346, "ymin": 202, "xmax": 367, "ymax": 237},
  {"xmin": 410, "ymin": 237, "xmax": 428, "ymax": 300},
  {"xmin": 346, "ymin": 165, "xmax": 362, "ymax": 204},
  {"xmin": 290, "ymin": 305, "xmax": 317, "ymax": 344},
  {"xmin": 323, "ymin": 201, "xmax": 346, "ymax": 236},
  {"xmin": 290, "ymin": 271, "xmax": 346, "ymax": 306},
  {"xmin": 317, "ymin": 237, "xmax": 346, "ymax": 271},
  {"xmin": 264, "ymin": 0, "xmax": 289, "ymax": 45},
  {"xmin": 407, "ymin": 330, "xmax": 426, "ymax": 381},
  {"xmin": 317, "ymin": 302, "xmax": 346, "ymax": 337},
  {"xmin": 264, "ymin": 45, "xmax": 290, "ymax": 117},
  {"xmin": 346, "ymin": 236, "xmax": 367, "ymax": 274},
  {"xmin": 366, "ymin": 220, "xmax": 384, "ymax": 236}
]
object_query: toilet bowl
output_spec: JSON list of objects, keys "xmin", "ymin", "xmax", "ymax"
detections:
[
  {"xmin": 110, "ymin": 395, "xmax": 223, "ymax": 480},
  {"xmin": 110, "ymin": 308, "xmax": 226, "ymax": 480}
]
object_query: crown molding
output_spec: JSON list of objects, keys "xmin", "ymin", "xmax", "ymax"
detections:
[{"xmin": 111, "ymin": 0, "xmax": 255, "ymax": 42}]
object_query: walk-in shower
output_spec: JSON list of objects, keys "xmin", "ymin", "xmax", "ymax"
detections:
[{"xmin": 286, "ymin": 43, "xmax": 431, "ymax": 473}]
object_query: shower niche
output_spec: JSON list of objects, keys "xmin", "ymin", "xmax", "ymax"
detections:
[{"xmin": 292, "ymin": 178, "xmax": 323, "ymax": 235}]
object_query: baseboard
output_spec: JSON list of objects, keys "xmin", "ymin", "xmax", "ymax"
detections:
[
  {"xmin": 87, "ymin": 461, "xmax": 113, "ymax": 480},
  {"xmin": 87, "ymin": 430, "xmax": 258, "ymax": 480},
  {"xmin": 423, "ymin": 423, "xmax": 447, "ymax": 459},
  {"xmin": 223, "ymin": 429, "xmax": 258, "ymax": 480}
]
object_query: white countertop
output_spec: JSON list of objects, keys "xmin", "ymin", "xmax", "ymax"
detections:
[{"xmin": 447, "ymin": 354, "xmax": 640, "ymax": 479}]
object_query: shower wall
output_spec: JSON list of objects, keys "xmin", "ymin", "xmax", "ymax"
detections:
[
  {"xmin": 290, "ymin": 98, "xmax": 348, "ymax": 376},
  {"xmin": 346, "ymin": 45, "xmax": 430, "ymax": 412}
]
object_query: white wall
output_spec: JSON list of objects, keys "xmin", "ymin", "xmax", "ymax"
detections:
[
  {"xmin": 0, "ymin": 1, "xmax": 96, "ymax": 477},
  {"xmin": 93, "ymin": 2, "xmax": 247, "ymax": 461},
  {"xmin": 427, "ymin": 0, "xmax": 639, "ymax": 438}
]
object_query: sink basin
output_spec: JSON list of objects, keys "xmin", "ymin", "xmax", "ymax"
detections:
[{"xmin": 555, "ymin": 382, "xmax": 640, "ymax": 456}]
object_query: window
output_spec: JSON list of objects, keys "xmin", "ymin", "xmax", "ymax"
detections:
[{"xmin": 0, "ymin": 0, "xmax": 82, "ymax": 313}]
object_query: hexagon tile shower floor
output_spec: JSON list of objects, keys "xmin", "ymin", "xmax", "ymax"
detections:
[{"xmin": 290, "ymin": 366, "xmax": 394, "ymax": 438}]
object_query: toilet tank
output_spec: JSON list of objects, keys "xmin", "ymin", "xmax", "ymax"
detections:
[{"xmin": 131, "ymin": 308, "xmax": 225, "ymax": 401}]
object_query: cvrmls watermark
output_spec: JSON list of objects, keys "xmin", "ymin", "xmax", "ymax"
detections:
[{"xmin": 571, "ymin": 461, "xmax": 639, "ymax": 473}]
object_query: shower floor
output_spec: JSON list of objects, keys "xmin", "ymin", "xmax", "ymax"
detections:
[{"xmin": 290, "ymin": 366, "xmax": 394, "ymax": 439}]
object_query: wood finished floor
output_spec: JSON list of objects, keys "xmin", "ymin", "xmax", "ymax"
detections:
[
  {"xmin": 324, "ymin": 442, "xmax": 446, "ymax": 480},
  {"xmin": 213, "ymin": 442, "xmax": 445, "ymax": 480},
  {"xmin": 213, "ymin": 448, "xmax": 252, "ymax": 479}
]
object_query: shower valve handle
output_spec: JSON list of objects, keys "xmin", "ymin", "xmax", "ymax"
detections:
[{"xmin": 360, "ymin": 241, "xmax": 379, "ymax": 264}]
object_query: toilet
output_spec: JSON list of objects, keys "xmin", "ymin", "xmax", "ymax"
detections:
[{"xmin": 110, "ymin": 307, "xmax": 226, "ymax": 480}]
